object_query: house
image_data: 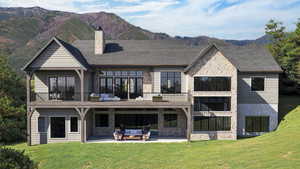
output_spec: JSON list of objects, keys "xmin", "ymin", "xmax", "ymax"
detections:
[{"xmin": 23, "ymin": 27, "xmax": 282, "ymax": 145}]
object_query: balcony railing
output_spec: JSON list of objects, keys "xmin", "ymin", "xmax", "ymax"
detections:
[{"xmin": 30, "ymin": 92, "xmax": 190, "ymax": 103}]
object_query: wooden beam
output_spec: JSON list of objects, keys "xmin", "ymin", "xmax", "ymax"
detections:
[
  {"xmin": 74, "ymin": 69, "xmax": 82, "ymax": 79},
  {"xmin": 80, "ymin": 69, "xmax": 84, "ymax": 102},
  {"xmin": 182, "ymin": 107, "xmax": 191, "ymax": 142},
  {"xmin": 26, "ymin": 74, "xmax": 31, "ymax": 146}
]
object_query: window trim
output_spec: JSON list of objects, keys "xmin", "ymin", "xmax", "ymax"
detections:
[
  {"xmin": 69, "ymin": 116, "xmax": 80, "ymax": 133},
  {"xmin": 94, "ymin": 113, "xmax": 109, "ymax": 128},
  {"xmin": 160, "ymin": 71, "xmax": 182, "ymax": 94},
  {"xmin": 49, "ymin": 116, "xmax": 67, "ymax": 139},
  {"xmin": 245, "ymin": 116, "xmax": 270, "ymax": 132},
  {"xmin": 192, "ymin": 115, "xmax": 232, "ymax": 132},
  {"xmin": 37, "ymin": 116, "xmax": 47, "ymax": 133},
  {"xmin": 193, "ymin": 97, "xmax": 231, "ymax": 112},
  {"xmin": 250, "ymin": 76, "xmax": 266, "ymax": 92},
  {"xmin": 193, "ymin": 76, "xmax": 231, "ymax": 91},
  {"xmin": 47, "ymin": 74, "xmax": 75, "ymax": 100}
]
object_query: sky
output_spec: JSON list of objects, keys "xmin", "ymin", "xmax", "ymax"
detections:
[{"xmin": 0, "ymin": 0, "xmax": 299, "ymax": 40}]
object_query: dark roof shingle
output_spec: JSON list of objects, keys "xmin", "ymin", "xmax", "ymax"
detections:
[{"xmin": 72, "ymin": 39, "xmax": 281, "ymax": 72}]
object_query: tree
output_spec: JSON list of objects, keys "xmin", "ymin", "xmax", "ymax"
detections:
[
  {"xmin": 0, "ymin": 54, "xmax": 26, "ymax": 144},
  {"xmin": 266, "ymin": 19, "xmax": 300, "ymax": 84}
]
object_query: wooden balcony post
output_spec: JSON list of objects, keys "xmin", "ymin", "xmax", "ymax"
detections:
[
  {"xmin": 26, "ymin": 73, "xmax": 31, "ymax": 146},
  {"xmin": 183, "ymin": 107, "xmax": 191, "ymax": 142},
  {"xmin": 81, "ymin": 69, "xmax": 84, "ymax": 102}
]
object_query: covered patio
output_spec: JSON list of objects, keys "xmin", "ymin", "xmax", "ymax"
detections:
[{"xmin": 87, "ymin": 136, "xmax": 187, "ymax": 143}]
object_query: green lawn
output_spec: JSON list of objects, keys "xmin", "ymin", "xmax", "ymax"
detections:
[{"xmin": 8, "ymin": 97, "xmax": 300, "ymax": 169}]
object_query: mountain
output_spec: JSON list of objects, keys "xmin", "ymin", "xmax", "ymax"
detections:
[
  {"xmin": 225, "ymin": 35, "xmax": 272, "ymax": 46},
  {"xmin": 0, "ymin": 7, "xmax": 270, "ymax": 72}
]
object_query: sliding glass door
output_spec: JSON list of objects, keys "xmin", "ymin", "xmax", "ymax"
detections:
[
  {"xmin": 49, "ymin": 76, "xmax": 75, "ymax": 100},
  {"xmin": 99, "ymin": 71, "xmax": 143, "ymax": 100}
]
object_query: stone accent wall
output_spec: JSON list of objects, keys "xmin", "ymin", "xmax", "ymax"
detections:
[
  {"xmin": 30, "ymin": 108, "xmax": 81, "ymax": 145},
  {"xmin": 187, "ymin": 48, "xmax": 238, "ymax": 140}
]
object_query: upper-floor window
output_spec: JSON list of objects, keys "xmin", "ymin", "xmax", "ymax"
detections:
[
  {"xmin": 194, "ymin": 97, "xmax": 231, "ymax": 111},
  {"xmin": 161, "ymin": 72, "xmax": 181, "ymax": 94},
  {"xmin": 49, "ymin": 76, "xmax": 75, "ymax": 100},
  {"xmin": 99, "ymin": 70, "xmax": 143, "ymax": 99},
  {"xmin": 194, "ymin": 77, "xmax": 231, "ymax": 91},
  {"xmin": 251, "ymin": 77, "xmax": 265, "ymax": 91}
]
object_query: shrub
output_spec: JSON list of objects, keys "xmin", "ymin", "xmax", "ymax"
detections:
[{"xmin": 0, "ymin": 147, "xmax": 37, "ymax": 169}]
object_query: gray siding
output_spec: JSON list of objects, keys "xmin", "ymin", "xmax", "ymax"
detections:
[
  {"xmin": 238, "ymin": 73, "xmax": 279, "ymax": 104},
  {"xmin": 30, "ymin": 109, "xmax": 81, "ymax": 145},
  {"xmin": 34, "ymin": 70, "xmax": 81, "ymax": 101},
  {"xmin": 237, "ymin": 104, "xmax": 278, "ymax": 136},
  {"xmin": 30, "ymin": 41, "xmax": 81, "ymax": 68}
]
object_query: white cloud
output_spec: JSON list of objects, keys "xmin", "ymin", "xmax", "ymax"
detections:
[
  {"xmin": 129, "ymin": 0, "xmax": 300, "ymax": 39},
  {"xmin": 0, "ymin": 0, "xmax": 299, "ymax": 39},
  {"xmin": 113, "ymin": 0, "xmax": 141, "ymax": 3}
]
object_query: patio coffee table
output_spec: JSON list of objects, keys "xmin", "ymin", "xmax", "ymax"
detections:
[{"xmin": 123, "ymin": 129, "xmax": 143, "ymax": 140}]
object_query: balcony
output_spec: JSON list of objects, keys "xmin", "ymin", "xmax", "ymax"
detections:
[{"xmin": 29, "ymin": 92, "xmax": 191, "ymax": 108}]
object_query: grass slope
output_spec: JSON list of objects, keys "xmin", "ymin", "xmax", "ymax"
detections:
[{"xmin": 9, "ymin": 101, "xmax": 300, "ymax": 169}]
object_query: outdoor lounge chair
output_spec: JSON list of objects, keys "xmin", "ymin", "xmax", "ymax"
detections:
[{"xmin": 113, "ymin": 129, "xmax": 123, "ymax": 141}]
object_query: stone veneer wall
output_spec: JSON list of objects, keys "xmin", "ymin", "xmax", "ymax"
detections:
[{"xmin": 187, "ymin": 48, "xmax": 238, "ymax": 140}]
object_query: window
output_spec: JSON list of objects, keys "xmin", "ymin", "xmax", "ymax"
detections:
[
  {"xmin": 38, "ymin": 117, "xmax": 46, "ymax": 132},
  {"xmin": 194, "ymin": 97, "xmax": 231, "ymax": 111},
  {"xmin": 70, "ymin": 117, "xmax": 78, "ymax": 132},
  {"xmin": 95, "ymin": 114, "xmax": 109, "ymax": 127},
  {"xmin": 161, "ymin": 72, "xmax": 181, "ymax": 94},
  {"xmin": 251, "ymin": 77, "xmax": 265, "ymax": 91},
  {"xmin": 50, "ymin": 117, "xmax": 65, "ymax": 138},
  {"xmin": 193, "ymin": 116, "xmax": 231, "ymax": 131},
  {"xmin": 164, "ymin": 114, "xmax": 178, "ymax": 128},
  {"xmin": 49, "ymin": 76, "xmax": 75, "ymax": 100},
  {"xmin": 115, "ymin": 114, "xmax": 158, "ymax": 129},
  {"xmin": 99, "ymin": 70, "xmax": 143, "ymax": 99},
  {"xmin": 99, "ymin": 77, "xmax": 113, "ymax": 94},
  {"xmin": 246, "ymin": 116, "xmax": 269, "ymax": 132},
  {"xmin": 194, "ymin": 77, "xmax": 231, "ymax": 91}
]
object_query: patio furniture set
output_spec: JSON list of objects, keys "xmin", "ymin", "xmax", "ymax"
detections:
[{"xmin": 113, "ymin": 129, "xmax": 151, "ymax": 141}]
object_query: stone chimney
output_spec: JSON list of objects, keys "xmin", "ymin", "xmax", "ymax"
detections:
[{"xmin": 95, "ymin": 26, "xmax": 105, "ymax": 55}]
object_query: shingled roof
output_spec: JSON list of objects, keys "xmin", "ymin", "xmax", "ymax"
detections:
[
  {"xmin": 72, "ymin": 40, "xmax": 205, "ymax": 66},
  {"xmin": 72, "ymin": 39, "xmax": 282, "ymax": 72}
]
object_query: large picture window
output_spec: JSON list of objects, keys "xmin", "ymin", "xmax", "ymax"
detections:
[
  {"xmin": 194, "ymin": 77, "xmax": 231, "ymax": 91},
  {"xmin": 164, "ymin": 114, "xmax": 178, "ymax": 128},
  {"xmin": 193, "ymin": 116, "xmax": 231, "ymax": 131},
  {"xmin": 194, "ymin": 97, "xmax": 231, "ymax": 111},
  {"xmin": 50, "ymin": 117, "xmax": 65, "ymax": 138},
  {"xmin": 49, "ymin": 76, "xmax": 75, "ymax": 100},
  {"xmin": 161, "ymin": 72, "xmax": 181, "ymax": 94},
  {"xmin": 99, "ymin": 71, "xmax": 143, "ymax": 99},
  {"xmin": 245, "ymin": 116, "xmax": 269, "ymax": 132},
  {"xmin": 251, "ymin": 77, "xmax": 265, "ymax": 91}
]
